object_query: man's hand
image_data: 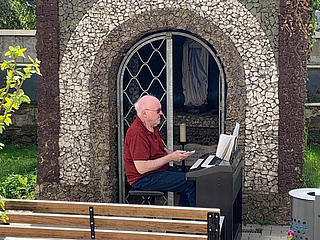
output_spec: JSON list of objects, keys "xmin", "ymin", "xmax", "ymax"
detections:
[{"xmin": 167, "ymin": 150, "xmax": 189, "ymax": 162}]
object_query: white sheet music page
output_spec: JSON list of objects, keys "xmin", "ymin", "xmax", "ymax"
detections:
[
  {"xmin": 224, "ymin": 136, "xmax": 236, "ymax": 161},
  {"xmin": 214, "ymin": 122, "xmax": 240, "ymax": 161},
  {"xmin": 216, "ymin": 134, "xmax": 232, "ymax": 160},
  {"xmin": 233, "ymin": 122, "xmax": 240, "ymax": 137}
]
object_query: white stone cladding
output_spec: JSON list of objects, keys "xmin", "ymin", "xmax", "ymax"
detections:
[{"xmin": 58, "ymin": 0, "xmax": 279, "ymax": 193}]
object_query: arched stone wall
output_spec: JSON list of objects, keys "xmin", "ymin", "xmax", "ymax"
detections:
[
  {"xmin": 57, "ymin": 0, "xmax": 278, "ymax": 198},
  {"xmin": 89, "ymin": 8, "xmax": 246, "ymax": 201},
  {"xmin": 37, "ymin": 0, "xmax": 311, "ymax": 225}
]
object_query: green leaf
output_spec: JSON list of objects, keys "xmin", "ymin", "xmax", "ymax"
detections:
[
  {"xmin": 35, "ymin": 66, "xmax": 41, "ymax": 75},
  {"xmin": 28, "ymin": 55, "xmax": 34, "ymax": 63},
  {"xmin": 17, "ymin": 48, "xmax": 26, "ymax": 58},
  {"xmin": 23, "ymin": 67, "xmax": 31, "ymax": 74},
  {"xmin": 0, "ymin": 199, "xmax": 4, "ymax": 210},
  {"xmin": 0, "ymin": 125, "xmax": 5, "ymax": 134},
  {"xmin": 3, "ymin": 99, "xmax": 12, "ymax": 110},
  {"xmin": 1, "ymin": 213, "xmax": 9, "ymax": 223},
  {"xmin": 7, "ymin": 70, "xmax": 13, "ymax": 78},
  {"xmin": 4, "ymin": 116, "xmax": 12, "ymax": 126},
  {"xmin": 22, "ymin": 95, "xmax": 31, "ymax": 103},
  {"xmin": 1, "ymin": 61, "xmax": 8, "ymax": 71},
  {"xmin": 12, "ymin": 103, "xmax": 19, "ymax": 110},
  {"xmin": 18, "ymin": 175, "xmax": 28, "ymax": 186}
]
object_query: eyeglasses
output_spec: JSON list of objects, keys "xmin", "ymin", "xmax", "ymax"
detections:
[{"xmin": 144, "ymin": 108, "xmax": 162, "ymax": 114}]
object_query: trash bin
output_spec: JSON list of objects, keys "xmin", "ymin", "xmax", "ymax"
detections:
[{"xmin": 289, "ymin": 188, "xmax": 320, "ymax": 240}]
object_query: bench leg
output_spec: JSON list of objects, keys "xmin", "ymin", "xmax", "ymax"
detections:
[
  {"xmin": 207, "ymin": 212, "xmax": 220, "ymax": 240},
  {"xmin": 89, "ymin": 207, "xmax": 95, "ymax": 239}
]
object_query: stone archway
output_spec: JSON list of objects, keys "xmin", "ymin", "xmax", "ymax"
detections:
[
  {"xmin": 87, "ymin": 7, "xmax": 258, "ymax": 201},
  {"xmin": 40, "ymin": 0, "xmax": 278, "ymax": 202}
]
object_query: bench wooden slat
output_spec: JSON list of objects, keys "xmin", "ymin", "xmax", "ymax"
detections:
[
  {"xmin": 0, "ymin": 225, "xmax": 207, "ymax": 240},
  {"xmin": 0, "ymin": 225, "xmax": 90, "ymax": 239},
  {"xmin": 7, "ymin": 212, "xmax": 88, "ymax": 227},
  {"xmin": 5, "ymin": 199, "xmax": 219, "ymax": 220},
  {"xmin": 7, "ymin": 212, "xmax": 207, "ymax": 234},
  {"xmin": 95, "ymin": 230, "xmax": 208, "ymax": 240}
]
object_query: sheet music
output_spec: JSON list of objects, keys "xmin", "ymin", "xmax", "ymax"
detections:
[
  {"xmin": 232, "ymin": 122, "xmax": 240, "ymax": 151},
  {"xmin": 216, "ymin": 134, "xmax": 233, "ymax": 160},
  {"xmin": 189, "ymin": 122, "xmax": 240, "ymax": 170},
  {"xmin": 215, "ymin": 122, "xmax": 240, "ymax": 161},
  {"xmin": 190, "ymin": 158, "xmax": 205, "ymax": 170},
  {"xmin": 201, "ymin": 155, "xmax": 216, "ymax": 168},
  {"xmin": 233, "ymin": 122, "xmax": 240, "ymax": 137}
]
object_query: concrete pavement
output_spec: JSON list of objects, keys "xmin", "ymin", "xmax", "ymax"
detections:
[{"xmin": 242, "ymin": 224, "xmax": 291, "ymax": 240}]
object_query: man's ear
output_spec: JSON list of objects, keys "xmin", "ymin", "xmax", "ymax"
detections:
[{"xmin": 140, "ymin": 110, "xmax": 147, "ymax": 118}]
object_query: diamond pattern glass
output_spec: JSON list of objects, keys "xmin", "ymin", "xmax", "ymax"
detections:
[{"xmin": 122, "ymin": 38, "xmax": 167, "ymax": 133}]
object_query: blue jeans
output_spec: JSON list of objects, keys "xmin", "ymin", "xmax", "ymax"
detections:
[{"xmin": 132, "ymin": 166, "xmax": 196, "ymax": 206}]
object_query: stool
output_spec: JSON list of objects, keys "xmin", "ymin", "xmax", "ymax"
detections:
[{"xmin": 125, "ymin": 189, "xmax": 167, "ymax": 205}]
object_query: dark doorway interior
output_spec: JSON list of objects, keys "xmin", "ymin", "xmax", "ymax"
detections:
[
  {"xmin": 171, "ymin": 35, "xmax": 220, "ymax": 146},
  {"xmin": 172, "ymin": 35, "xmax": 220, "ymax": 114}
]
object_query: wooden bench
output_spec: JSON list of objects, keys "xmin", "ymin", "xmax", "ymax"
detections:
[{"xmin": 1, "ymin": 199, "xmax": 224, "ymax": 239}]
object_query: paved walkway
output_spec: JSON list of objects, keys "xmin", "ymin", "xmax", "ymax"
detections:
[{"xmin": 242, "ymin": 224, "xmax": 290, "ymax": 240}]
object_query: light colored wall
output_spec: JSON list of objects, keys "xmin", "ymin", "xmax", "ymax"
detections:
[
  {"xmin": 0, "ymin": 30, "xmax": 37, "ymax": 144},
  {"xmin": 0, "ymin": 30, "xmax": 37, "ymax": 63}
]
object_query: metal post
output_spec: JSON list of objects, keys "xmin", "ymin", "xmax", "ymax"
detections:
[
  {"xmin": 89, "ymin": 207, "xmax": 95, "ymax": 239},
  {"xmin": 166, "ymin": 32, "xmax": 174, "ymax": 206},
  {"xmin": 208, "ymin": 212, "xmax": 220, "ymax": 240},
  {"xmin": 314, "ymin": 194, "xmax": 320, "ymax": 240}
]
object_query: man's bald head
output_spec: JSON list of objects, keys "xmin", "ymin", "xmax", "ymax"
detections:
[{"xmin": 135, "ymin": 95, "xmax": 160, "ymax": 117}]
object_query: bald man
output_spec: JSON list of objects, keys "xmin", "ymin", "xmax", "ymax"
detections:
[{"xmin": 123, "ymin": 95, "xmax": 196, "ymax": 206}]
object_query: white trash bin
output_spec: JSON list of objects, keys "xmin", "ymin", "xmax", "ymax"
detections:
[{"xmin": 289, "ymin": 188, "xmax": 320, "ymax": 240}]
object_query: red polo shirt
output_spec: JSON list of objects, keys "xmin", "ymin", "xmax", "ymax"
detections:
[{"xmin": 124, "ymin": 116, "xmax": 169, "ymax": 185}]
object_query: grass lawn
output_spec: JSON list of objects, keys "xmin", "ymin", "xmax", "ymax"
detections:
[
  {"xmin": 0, "ymin": 144, "xmax": 37, "ymax": 181},
  {"xmin": 304, "ymin": 145, "xmax": 320, "ymax": 188}
]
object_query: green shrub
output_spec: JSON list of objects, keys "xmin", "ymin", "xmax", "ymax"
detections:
[
  {"xmin": 304, "ymin": 145, "xmax": 320, "ymax": 188},
  {"xmin": 0, "ymin": 144, "xmax": 37, "ymax": 181},
  {"xmin": 0, "ymin": 172, "xmax": 36, "ymax": 199}
]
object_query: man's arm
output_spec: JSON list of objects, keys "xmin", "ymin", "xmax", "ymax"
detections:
[
  {"xmin": 165, "ymin": 147, "xmax": 172, "ymax": 154},
  {"xmin": 162, "ymin": 140, "xmax": 172, "ymax": 154},
  {"xmin": 134, "ymin": 150, "xmax": 188, "ymax": 174}
]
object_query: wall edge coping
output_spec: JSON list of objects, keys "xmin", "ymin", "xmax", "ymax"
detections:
[
  {"xmin": 305, "ymin": 103, "xmax": 320, "ymax": 107},
  {"xmin": 0, "ymin": 30, "xmax": 36, "ymax": 36}
]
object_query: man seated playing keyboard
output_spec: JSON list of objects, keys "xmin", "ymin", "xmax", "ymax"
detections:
[{"xmin": 123, "ymin": 95, "xmax": 196, "ymax": 206}]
